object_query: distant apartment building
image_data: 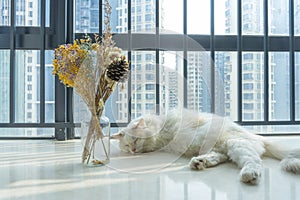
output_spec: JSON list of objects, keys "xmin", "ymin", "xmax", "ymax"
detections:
[
  {"xmin": 224, "ymin": 0, "xmax": 270, "ymax": 122},
  {"xmin": 0, "ymin": 0, "xmax": 54, "ymax": 136}
]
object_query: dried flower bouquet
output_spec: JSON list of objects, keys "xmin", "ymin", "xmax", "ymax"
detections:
[{"xmin": 52, "ymin": 0, "xmax": 129, "ymax": 165}]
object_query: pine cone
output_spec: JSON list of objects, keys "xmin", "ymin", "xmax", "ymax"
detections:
[{"xmin": 106, "ymin": 56, "xmax": 129, "ymax": 82}]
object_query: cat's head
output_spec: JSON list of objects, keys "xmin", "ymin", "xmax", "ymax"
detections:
[{"xmin": 111, "ymin": 117, "xmax": 156, "ymax": 154}]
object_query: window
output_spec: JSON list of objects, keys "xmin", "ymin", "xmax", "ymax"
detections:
[
  {"xmin": 145, "ymin": 5, "xmax": 152, "ymax": 12},
  {"xmin": 146, "ymin": 103, "xmax": 154, "ymax": 110},
  {"xmin": 28, "ymin": 66, "xmax": 32, "ymax": 72},
  {"xmin": 146, "ymin": 64, "xmax": 154, "ymax": 70},
  {"xmin": 244, "ymin": 113, "xmax": 254, "ymax": 120},
  {"xmin": 145, "ymin": 14, "xmax": 152, "ymax": 22},
  {"xmin": 244, "ymin": 103, "xmax": 254, "ymax": 110},
  {"xmin": 146, "ymin": 74, "xmax": 155, "ymax": 81},
  {"xmin": 243, "ymin": 64, "xmax": 254, "ymax": 71},
  {"xmin": 146, "ymin": 54, "xmax": 153, "ymax": 61},
  {"xmin": 0, "ymin": 1, "xmax": 57, "ymax": 137},
  {"xmin": 3, "ymin": 0, "xmax": 297, "ymax": 138},
  {"xmin": 27, "ymin": 112, "xmax": 32, "ymax": 119},
  {"xmin": 243, "ymin": 73, "xmax": 253, "ymax": 80},
  {"xmin": 145, "ymin": 84, "xmax": 155, "ymax": 90},
  {"xmin": 244, "ymin": 93, "xmax": 254, "ymax": 100},
  {"xmin": 243, "ymin": 83, "xmax": 254, "ymax": 90},
  {"xmin": 146, "ymin": 94, "xmax": 155, "ymax": 100},
  {"xmin": 243, "ymin": 54, "xmax": 254, "ymax": 60},
  {"xmin": 136, "ymin": 74, "xmax": 142, "ymax": 80}
]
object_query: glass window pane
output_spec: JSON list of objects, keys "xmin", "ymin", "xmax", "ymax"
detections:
[
  {"xmin": 131, "ymin": 51, "xmax": 156, "ymax": 119},
  {"xmin": 0, "ymin": 50, "xmax": 10, "ymax": 123},
  {"xmin": 107, "ymin": 51, "xmax": 129, "ymax": 123},
  {"xmin": 15, "ymin": 50, "xmax": 40, "ymax": 123},
  {"xmin": 131, "ymin": 0, "xmax": 156, "ymax": 33},
  {"xmin": 187, "ymin": 0, "xmax": 210, "ymax": 34},
  {"xmin": 268, "ymin": 0, "xmax": 289, "ymax": 35},
  {"xmin": 0, "ymin": 0, "xmax": 10, "ymax": 25},
  {"xmin": 295, "ymin": 0, "xmax": 300, "ymax": 36},
  {"xmin": 215, "ymin": 0, "xmax": 237, "ymax": 35},
  {"xmin": 246, "ymin": 125, "xmax": 300, "ymax": 134},
  {"xmin": 242, "ymin": 52, "xmax": 264, "ymax": 121},
  {"xmin": 159, "ymin": 51, "xmax": 184, "ymax": 115},
  {"xmin": 111, "ymin": 0, "xmax": 127, "ymax": 33},
  {"xmin": 0, "ymin": 128, "xmax": 54, "ymax": 137},
  {"xmin": 295, "ymin": 52, "xmax": 300, "ymax": 120},
  {"xmin": 187, "ymin": 51, "xmax": 211, "ymax": 113},
  {"xmin": 45, "ymin": 50, "xmax": 55, "ymax": 123},
  {"xmin": 15, "ymin": 0, "xmax": 40, "ymax": 26},
  {"xmin": 75, "ymin": 0, "xmax": 99, "ymax": 33},
  {"xmin": 107, "ymin": 84, "xmax": 128, "ymax": 123},
  {"xmin": 215, "ymin": 52, "xmax": 238, "ymax": 120},
  {"xmin": 242, "ymin": 0, "xmax": 264, "ymax": 35},
  {"xmin": 269, "ymin": 52, "xmax": 290, "ymax": 121},
  {"xmin": 74, "ymin": 93, "xmax": 91, "ymax": 129},
  {"xmin": 46, "ymin": 0, "xmax": 50, "ymax": 27},
  {"xmin": 160, "ymin": 0, "xmax": 183, "ymax": 34}
]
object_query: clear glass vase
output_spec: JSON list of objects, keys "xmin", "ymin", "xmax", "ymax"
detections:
[{"xmin": 81, "ymin": 114, "xmax": 110, "ymax": 167}]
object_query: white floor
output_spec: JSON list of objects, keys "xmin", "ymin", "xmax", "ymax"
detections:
[{"xmin": 0, "ymin": 137, "xmax": 300, "ymax": 200}]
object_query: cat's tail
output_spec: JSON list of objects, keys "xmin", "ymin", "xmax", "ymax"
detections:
[{"xmin": 264, "ymin": 140, "xmax": 300, "ymax": 174}]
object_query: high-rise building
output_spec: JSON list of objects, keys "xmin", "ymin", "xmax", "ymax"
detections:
[
  {"xmin": 112, "ymin": 0, "xmax": 158, "ymax": 121},
  {"xmin": 222, "ymin": 0, "xmax": 300, "ymax": 132},
  {"xmin": 224, "ymin": 0, "xmax": 270, "ymax": 123},
  {"xmin": 0, "ymin": 0, "xmax": 12, "ymax": 129},
  {"xmin": 0, "ymin": 50, "xmax": 10, "ymax": 123},
  {"xmin": 187, "ymin": 52, "xmax": 211, "ymax": 113}
]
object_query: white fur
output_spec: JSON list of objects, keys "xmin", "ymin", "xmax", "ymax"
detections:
[{"xmin": 112, "ymin": 109, "xmax": 300, "ymax": 184}]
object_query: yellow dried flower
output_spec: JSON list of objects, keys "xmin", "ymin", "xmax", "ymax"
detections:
[{"xmin": 52, "ymin": 42, "xmax": 88, "ymax": 87}]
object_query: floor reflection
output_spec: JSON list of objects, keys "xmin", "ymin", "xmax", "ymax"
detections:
[{"xmin": 0, "ymin": 139, "xmax": 299, "ymax": 200}]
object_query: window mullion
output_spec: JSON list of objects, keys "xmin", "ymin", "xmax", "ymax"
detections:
[
  {"xmin": 237, "ymin": 0, "xmax": 242, "ymax": 122},
  {"xmin": 263, "ymin": 0, "xmax": 269, "ymax": 122},
  {"xmin": 40, "ymin": 0, "xmax": 46, "ymax": 124},
  {"xmin": 127, "ymin": 0, "xmax": 132, "ymax": 123},
  {"xmin": 210, "ymin": 0, "xmax": 215, "ymax": 113},
  {"xmin": 54, "ymin": 0, "xmax": 67, "ymax": 140},
  {"xmin": 183, "ymin": 0, "xmax": 188, "ymax": 108},
  {"xmin": 9, "ymin": 0, "xmax": 16, "ymax": 124},
  {"xmin": 289, "ymin": 0, "xmax": 295, "ymax": 122}
]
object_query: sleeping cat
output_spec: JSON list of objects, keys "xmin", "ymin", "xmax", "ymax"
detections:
[{"xmin": 111, "ymin": 109, "xmax": 300, "ymax": 184}]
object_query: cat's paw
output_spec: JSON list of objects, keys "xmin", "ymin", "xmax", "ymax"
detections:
[
  {"xmin": 240, "ymin": 164, "xmax": 262, "ymax": 185},
  {"xmin": 189, "ymin": 156, "xmax": 208, "ymax": 170}
]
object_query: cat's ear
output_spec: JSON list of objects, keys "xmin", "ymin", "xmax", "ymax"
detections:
[
  {"xmin": 135, "ymin": 118, "xmax": 146, "ymax": 128},
  {"xmin": 111, "ymin": 132, "xmax": 124, "ymax": 140}
]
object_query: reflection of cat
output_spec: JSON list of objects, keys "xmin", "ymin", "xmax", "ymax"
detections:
[{"xmin": 112, "ymin": 109, "xmax": 300, "ymax": 184}]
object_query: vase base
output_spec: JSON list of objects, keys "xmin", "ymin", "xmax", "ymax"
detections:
[{"xmin": 84, "ymin": 159, "xmax": 109, "ymax": 167}]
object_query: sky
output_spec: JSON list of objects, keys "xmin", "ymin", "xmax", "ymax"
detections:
[{"xmin": 162, "ymin": 0, "xmax": 226, "ymax": 34}]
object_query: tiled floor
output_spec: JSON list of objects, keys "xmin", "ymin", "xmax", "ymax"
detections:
[{"xmin": 0, "ymin": 137, "xmax": 299, "ymax": 200}]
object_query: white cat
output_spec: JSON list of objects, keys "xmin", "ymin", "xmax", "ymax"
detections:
[{"xmin": 111, "ymin": 109, "xmax": 300, "ymax": 184}]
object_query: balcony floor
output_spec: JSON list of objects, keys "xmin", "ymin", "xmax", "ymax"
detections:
[{"xmin": 0, "ymin": 137, "xmax": 299, "ymax": 200}]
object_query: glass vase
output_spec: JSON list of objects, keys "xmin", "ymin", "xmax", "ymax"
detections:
[{"xmin": 81, "ymin": 114, "xmax": 111, "ymax": 167}]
